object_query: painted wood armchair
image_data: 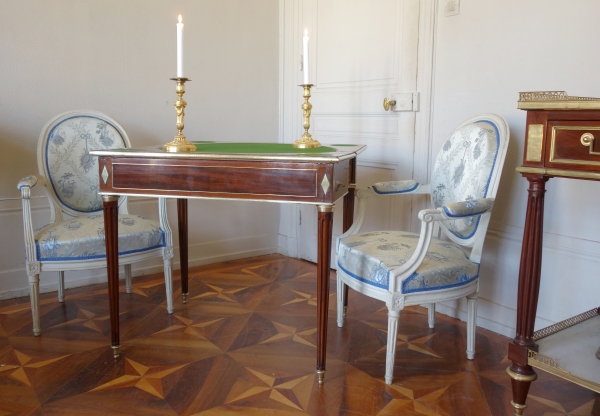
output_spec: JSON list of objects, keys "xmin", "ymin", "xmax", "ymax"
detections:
[
  {"xmin": 336, "ymin": 114, "xmax": 509, "ymax": 384},
  {"xmin": 17, "ymin": 110, "xmax": 175, "ymax": 336}
]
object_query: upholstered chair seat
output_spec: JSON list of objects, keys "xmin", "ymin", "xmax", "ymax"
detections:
[
  {"xmin": 337, "ymin": 231, "xmax": 479, "ymax": 294},
  {"xmin": 336, "ymin": 114, "xmax": 509, "ymax": 385},
  {"xmin": 34, "ymin": 215, "xmax": 165, "ymax": 261}
]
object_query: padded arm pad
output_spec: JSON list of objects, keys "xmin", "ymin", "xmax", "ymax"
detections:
[
  {"xmin": 17, "ymin": 175, "xmax": 39, "ymax": 191},
  {"xmin": 371, "ymin": 180, "xmax": 420, "ymax": 195},
  {"xmin": 441, "ymin": 198, "xmax": 494, "ymax": 218}
]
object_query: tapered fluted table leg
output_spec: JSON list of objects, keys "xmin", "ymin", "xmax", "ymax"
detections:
[
  {"xmin": 508, "ymin": 174, "xmax": 548, "ymax": 415},
  {"xmin": 102, "ymin": 195, "xmax": 121, "ymax": 358},
  {"xmin": 177, "ymin": 199, "xmax": 189, "ymax": 303},
  {"xmin": 316, "ymin": 204, "xmax": 334, "ymax": 384},
  {"xmin": 342, "ymin": 158, "xmax": 356, "ymax": 315}
]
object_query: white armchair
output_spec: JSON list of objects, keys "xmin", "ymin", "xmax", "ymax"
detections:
[
  {"xmin": 336, "ymin": 113, "xmax": 509, "ymax": 384},
  {"xmin": 18, "ymin": 110, "xmax": 175, "ymax": 336}
]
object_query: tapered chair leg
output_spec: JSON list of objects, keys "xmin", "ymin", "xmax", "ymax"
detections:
[
  {"xmin": 337, "ymin": 276, "xmax": 346, "ymax": 327},
  {"xmin": 466, "ymin": 294, "xmax": 478, "ymax": 360},
  {"xmin": 58, "ymin": 271, "xmax": 65, "ymax": 302},
  {"xmin": 427, "ymin": 303, "xmax": 435, "ymax": 328},
  {"xmin": 28, "ymin": 273, "xmax": 41, "ymax": 336},
  {"xmin": 124, "ymin": 264, "xmax": 132, "ymax": 294},
  {"xmin": 385, "ymin": 309, "xmax": 400, "ymax": 384},
  {"xmin": 164, "ymin": 253, "xmax": 174, "ymax": 314}
]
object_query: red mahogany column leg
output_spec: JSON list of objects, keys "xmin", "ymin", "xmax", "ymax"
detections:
[
  {"xmin": 316, "ymin": 204, "xmax": 334, "ymax": 384},
  {"xmin": 177, "ymin": 199, "xmax": 189, "ymax": 302},
  {"xmin": 342, "ymin": 158, "xmax": 357, "ymax": 314},
  {"xmin": 102, "ymin": 195, "xmax": 121, "ymax": 358},
  {"xmin": 507, "ymin": 174, "xmax": 549, "ymax": 415}
]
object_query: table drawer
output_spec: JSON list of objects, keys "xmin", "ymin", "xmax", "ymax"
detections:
[{"xmin": 548, "ymin": 121, "xmax": 600, "ymax": 168}]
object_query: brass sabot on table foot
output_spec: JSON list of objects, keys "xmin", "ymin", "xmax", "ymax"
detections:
[
  {"xmin": 293, "ymin": 84, "xmax": 321, "ymax": 149},
  {"xmin": 182, "ymin": 293, "xmax": 188, "ymax": 303},
  {"xmin": 510, "ymin": 401, "xmax": 527, "ymax": 416},
  {"xmin": 163, "ymin": 77, "xmax": 197, "ymax": 152},
  {"xmin": 316, "ymin": 369, "xmax": 326, "ymax": 385},
  {"xmin": 111, "ymin": 345, "xmax": 121, "ymax": 359}
]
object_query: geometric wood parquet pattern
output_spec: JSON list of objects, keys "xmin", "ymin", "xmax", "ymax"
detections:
[{"xmin": 0, "ymin": 254, "xmax": 599, "ymax": 415}]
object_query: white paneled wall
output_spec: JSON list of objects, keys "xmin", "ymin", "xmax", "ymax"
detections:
[
  {"xmin": 0, "ymin": 0, "xmax": 280, "ymax": 299},
  {"xmin": 431, "ymin": 0, "xmax": 600, "ymax": 337}
]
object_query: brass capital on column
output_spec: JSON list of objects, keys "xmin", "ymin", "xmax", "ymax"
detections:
[
  {"xmin": 101, "ymin": 195, "xmax": 118, "ymax": 203},
  {"xmin": 317, "ymin": 204, "xmax": 335, "ymax": 213}
]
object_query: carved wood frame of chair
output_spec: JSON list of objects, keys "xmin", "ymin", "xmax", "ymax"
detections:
[
  {"xmin": 18, "ymin": 110, "xmax": 174, "ymax": 336},
  {"xmin": 336, "ymin": 113, "xmax": 510, "ymax": 384}
]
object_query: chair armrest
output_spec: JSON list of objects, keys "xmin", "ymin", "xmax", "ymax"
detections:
[
  {"xmin": 440, "ymin": 198, "xmax": 494, "ymax": 219},
  {"xmin": 371, "ymin": 180, "xmax": 430, "ymax": 195},
  {"xmin": 17, "ymin": 175, "xmax": 46, "ymax": 195}
]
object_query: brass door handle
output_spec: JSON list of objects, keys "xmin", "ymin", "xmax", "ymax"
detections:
[
  {"xmin": 580, "ymin": 132, "xmax": 600, "ymax": 155},
  {"xmin": 383, "ymin": 97, "xmax": 396, "ymax": 111}
]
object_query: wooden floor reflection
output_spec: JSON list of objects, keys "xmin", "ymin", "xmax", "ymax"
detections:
[{"xmin": 0, "ymin": 254, "xmax": 598, "ymax": 415}]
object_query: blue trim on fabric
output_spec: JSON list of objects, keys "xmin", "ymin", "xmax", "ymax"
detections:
[
  {"xmin": 35, "ymin": 228, "xmax": 165, "ymax": 261},
  {"xmin": 401, "ymin": 266, "xmax": 480, "ymax": 294},
  {"xmin": 45, "ymin": 115, "xmax": 126, "ymax": 214},
  {"xmin": 337, "ymin": 261, "xmax": 389, "ymax": 289},
  {"xmin": 372, "ymin": 182, "xmax": 419, "ymax": 195},
  {"xmin": 449, "ymin": 120, "xmax": 500, "ymax": 241},
  {"xmin": 441, "ymin": 205, "xmax": 490, "ymax": 218}
]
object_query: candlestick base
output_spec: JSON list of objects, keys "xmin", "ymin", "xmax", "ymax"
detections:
[
  {"xmin": 293, "ymin": 84, "xmax": 321, "ymax": 149},
  {"xmin": 163, "ymin": 77, "xmax": 197, "ymax": 152}
]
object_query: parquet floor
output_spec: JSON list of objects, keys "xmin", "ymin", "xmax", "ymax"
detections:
[{"xmin": 0, "ymin": 254, "xmax": 598, "ymax": 415}]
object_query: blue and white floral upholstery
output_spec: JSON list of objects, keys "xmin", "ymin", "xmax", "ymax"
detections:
[
  {"xmin": 35, "ymin": 215, "xmax": 164, "ymax": 261},
  {"xmin": 338, "ymin": 231, "xmax": 479, "ymax": 293},
  {"xmin": 43, "ymin": 115, "xmax": 126, "ymax": 213},
  {"xmin": 336, "ymin": 114, "xmax": 509, "ymax": 385},
  {"xmin": 19, "ymin": 110, "xmax": 174, "ymax": 337},
  {"xmin": 430, "ymin": 120, "xmax": 500, "ymax": 239}
]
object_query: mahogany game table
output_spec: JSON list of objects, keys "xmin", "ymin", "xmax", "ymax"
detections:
[{"xmin": 91, "ymin": 142, "xmax": 366, "ymax": 383}]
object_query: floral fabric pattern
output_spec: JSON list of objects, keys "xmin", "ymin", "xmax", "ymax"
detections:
[
  {"xmin": 45, "ymin": 116, "xmax": 126, "ymax": 212},
  {"xmin": 35, "ymin": 214, "xmax": 164, "ymax": 261},
  {"xmin": 337, "ymin": 231, "xmax": 479, "ymax": 292},
  {"xmin": 430, "ymin": 120, "xmax": 499, "ymax": 239}
]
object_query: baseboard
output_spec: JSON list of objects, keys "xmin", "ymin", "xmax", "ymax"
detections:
[
  {"xmin": 0, "ymin": 235, "xmax": 279, "ymax": 301},
  {"xmin": 432, "ymin": 297, "xmax": 555, "ymax": 339}
]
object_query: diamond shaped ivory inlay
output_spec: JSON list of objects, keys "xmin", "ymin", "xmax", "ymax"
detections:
[
  {"xmin": 321, "ymin": 173, "xmax": 330, "ymax": 195},
  {"xmin": 101, "ymin": 166, "xmax": 109, "ymax": 185}
]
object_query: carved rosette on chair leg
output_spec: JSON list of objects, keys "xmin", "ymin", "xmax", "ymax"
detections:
[
  {"xmin": 102, "ymin": 195, "xmax": 121, "ymax": 359},
  {"xmin": 177, "ymin": 199, "xmax": 189, "ymax": 303},
  {"xmin": 507, "ymin": 174, "xmax": 548, "ymax": 415},
  {"xmin": 316, "ymin": 204, "xmax": 334, "ymax": 384}
]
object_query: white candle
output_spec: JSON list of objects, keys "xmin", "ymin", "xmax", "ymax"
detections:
[
  {"xmin": 176, "ymin": 15, "xmax": 184, "ymax": 77},
  {"xmin": 302, "ymin": 29, "xmax": 309, "ymax": 84}
]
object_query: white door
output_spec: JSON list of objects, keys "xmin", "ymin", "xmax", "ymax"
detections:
[{"xmin": 281, "ymin": 0, "xmax": 432, "ymax": 265}]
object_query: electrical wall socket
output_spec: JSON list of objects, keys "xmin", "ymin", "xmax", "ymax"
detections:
[{"xmin": 444, "ymin": 0, "xmax": 460, "ymax": 17}]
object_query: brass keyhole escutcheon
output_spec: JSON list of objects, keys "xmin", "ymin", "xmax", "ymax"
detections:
[{"xmin": 383, "ymin": 97, "xmax": 396, "ymax": 111}]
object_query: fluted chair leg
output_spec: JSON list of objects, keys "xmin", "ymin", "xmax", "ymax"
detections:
[
  {"xmin": 427, "ymin": 303, "xmax": 435, "ymax": 328},
  {"xmin": 337, "ymin": 276, "xmax": 345, "ymax": 327},
  {"xmin": 58, "ymin": 271, "xmax": 65, "ymax": 302},
  {"xmin": 164, "ymin": 257, "xmax": 174, "ymax": 314},
  {"xmin": 124, "ymin": 264, "xmax": 132, "ymax": 294},
  {"xmin": 385, "ymin": 309, "xmax": 400, "ymax": 384},
  {"xmin": 466, "ymin": 294, "xmax": 478, "ymax": 360},
  {"xmin": 28, "ymin": 273, "xmax": 41, "ymax": 336}
]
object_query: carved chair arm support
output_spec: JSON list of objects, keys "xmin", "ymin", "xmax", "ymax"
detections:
[
  {"xmin": 157, "ymin": 197, "xmax": 173, "ymax": 250},
  {"xmin": 17, "ymin": 175, "xmax": 48, "ymax": 266},
  {"xmin": 18, "ymin": 175, "xmax": 47, "ymax": 197}
]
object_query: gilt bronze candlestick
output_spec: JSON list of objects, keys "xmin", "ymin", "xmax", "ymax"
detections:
[
  {"xmin": 163, "ymin": 77, "xmax": 196, "ymax": 152},
  {"xmin": 293, "ymin": 84, "xmax": 321, "ymax": 149}
]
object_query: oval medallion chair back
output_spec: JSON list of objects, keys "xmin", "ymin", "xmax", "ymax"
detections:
[
  {"xmin": 336, "ymin": 113, "xmax": 509, "ymax": 384},
  {"xmin": 18, "ymin": 110, "xmax": 174, "ymax": 336}
]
